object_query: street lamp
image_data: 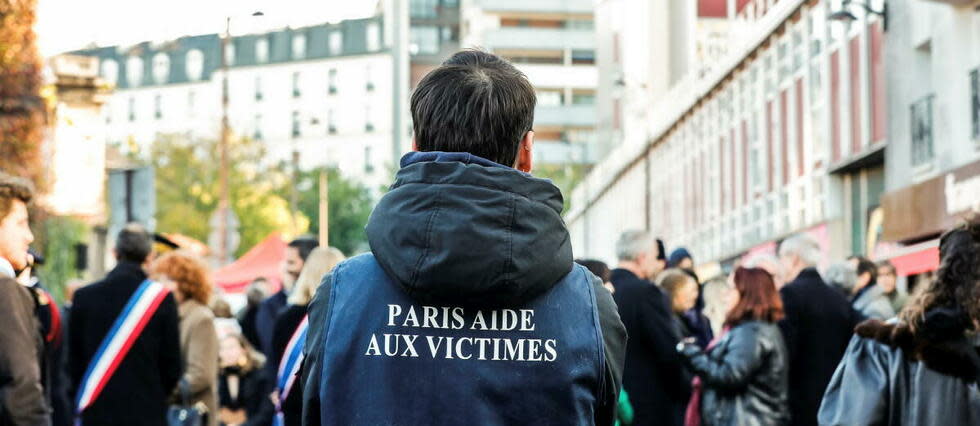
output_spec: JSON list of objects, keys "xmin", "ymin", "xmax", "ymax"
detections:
[
  {"xmin": 829, "ymin": 1, "xmax": 887, "ymax": 29},
  {"xmin": 215, "ymin": 10, "xmax": 263, "ymax": 265}
]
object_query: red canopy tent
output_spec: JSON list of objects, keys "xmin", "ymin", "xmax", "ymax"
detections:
[{"xmin": 213, "ymin": 233, "xmax": 285, "ymax": 294}]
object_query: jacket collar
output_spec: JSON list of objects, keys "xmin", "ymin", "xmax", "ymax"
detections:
[
  {"xmin": 107, "ymin": 260, "xmax": 147, "ymax": 282},
  {"xmin": 0, "ymin": 257, "xmax": 14, "ymax": 279}
]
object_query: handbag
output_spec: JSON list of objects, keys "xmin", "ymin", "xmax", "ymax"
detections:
[{"xmin": 168, "ymin": 379, "xmax": 209, "ymax": 426}]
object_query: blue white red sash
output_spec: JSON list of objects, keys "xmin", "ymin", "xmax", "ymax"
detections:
[
  {"xmin": 274, "ymin": 315, "xmax": 309, "ymax": 426},
  {"xmin": 74, "ymin": 279, "xmax": 170, "ymax": 417}
]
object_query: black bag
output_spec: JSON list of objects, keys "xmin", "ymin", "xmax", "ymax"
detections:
[{"xmin": 168, "ymin": 380, "xmax": 208, "ymax": 426}]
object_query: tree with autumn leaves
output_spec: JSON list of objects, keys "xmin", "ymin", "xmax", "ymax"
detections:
[{"xmin": 0, "ymin": 0, "xmax": 45, "ymax": 184}]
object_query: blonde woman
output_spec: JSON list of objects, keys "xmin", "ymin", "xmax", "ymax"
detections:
[
  {"xmin": 269, "ymin": 246, "xmax": 345, "ymax": 426},
  {"xmin": 150, "ymin": 251, "xmax": 219, "ymax": 426}
]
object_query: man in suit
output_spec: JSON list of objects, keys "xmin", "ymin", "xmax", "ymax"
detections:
[
  {"xmin": 610, "ymin": 230, "xmax": 690, "ymax": 426},
  {"xmin": 778, "ymin": 234, "xmax": 858, "ymax": 426},
  {"xmin": 69, "ymin": 224, "xmax": 181, "ymax": 426},
  {"xmin": 255, "ymin": 238, "xmax": 318, "ymax": 357},
  {"xmin": 0, "ymin": 172, "xmax": 50, "ymax": 426}
]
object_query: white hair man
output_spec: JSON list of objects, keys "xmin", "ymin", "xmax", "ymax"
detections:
[
  {"xmin": 744, "ymin": 254, "xmax": 786, "ymax": 289},
  {"xmin": 609, "ymin": 230, "xmax": 690, "ymax": 426},
  {"xmin": 776, "ymin": 234, "xmax": 859, "ymax": 426}
]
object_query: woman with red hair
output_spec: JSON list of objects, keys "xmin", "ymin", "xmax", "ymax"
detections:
[{"xmin": 677, "ymin": 267, "xmax": 790, "ymax": 426}]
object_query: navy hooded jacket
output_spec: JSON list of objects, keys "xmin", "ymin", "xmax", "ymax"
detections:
[{"xmin": 300, "ymin": 152, "xmax": 627, "ymax": 425}]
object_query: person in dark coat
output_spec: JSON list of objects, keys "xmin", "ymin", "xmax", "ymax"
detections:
[
  {"xmin": 668, "ymin": 249, "xmax": 714, "ymax": 348},
  {"xmin": 0, "ymin": 172, "xmax": 50, "ymax": 426},
  {"xmin": 68, "ymin": 224, "xmax": 181, "ymax": 426},
  {"xmin": 679, "ymin": 267, "xmax": 790, "ymax": 426},
  {"xmin": 255, "ymin": 238, "xmax": 318, "ymax": 357},
  {"xmin": 218, "ymin": 333, "xmax": 273, "ymax": 426},
  {"xmin": 819, "ymin": 220, "xmax": 980, "ymax": 425},
  {"xmin": 777, "ymin": 234, "xmax": 858, "ymax": 426},
  {"xmin": 659, "ymin": 270, "xmax": 700, "ymax": 341},
  {"xmin": 301, "ymin": 50, "xmax": 627, "ymax": 426},
  {"xmin": 269, "ymin": 247, "xmax": 344, "ymax": 426},
  {"xmin": 611, "ymin": 230, "xmax": 691, "ymax": 426},
  {"xmin": 238, "ymin": 278, "xmax": 268, "ymax": 349}
]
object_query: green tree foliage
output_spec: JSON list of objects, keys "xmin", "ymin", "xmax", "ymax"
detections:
[
  {"xmin": 149, "ymin": 134, "xmax": 303, "ymax": 257},
  {"xmin": 35, "ymin": 216, "xmax": 87, "ymax": 304},
  {"xmin": 0, "ymin": 0, "xmax": 45, "ymax": 185},
  {"xmin": 533, "ymin": 163, "xmax": 589, "ymax": 213},
  {"xmin": 294, "ymin": 167, "xmax": 374, "ymax": 256}
]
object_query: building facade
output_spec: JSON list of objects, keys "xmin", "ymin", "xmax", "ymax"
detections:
[
  {"xmin": 460, "ymin": 0, "xmax": 599, "ymax": 165},
  {"xmin": 76, "ymin": 15, "xmax": 396, "ymax": 190},
  {"xmin": 567, "ymin": 0, "xmax": 889, "ymax": 274},
  {"xmin": 877, "ymin": 0, "xmax": 980, "ymax": 283}
]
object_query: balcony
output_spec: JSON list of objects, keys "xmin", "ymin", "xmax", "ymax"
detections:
[
  {"xmin": 534, "ymin": 105, "xmax": 596, "ymax": 127},
  {"xmin": 484, "ymin": 27, "xmax": 595, "ymax": 51},
  {"xmin": 479, "ymin": 0, "xmax": 592, "ymax": 14}
]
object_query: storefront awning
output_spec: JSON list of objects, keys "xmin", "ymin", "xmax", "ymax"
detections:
[
  {"xmin": 887, "ymin": 244, "xmax": 940, "ymax": 277},
  {"xmin": 213, "ymin": 233, "xmax": 285, "ymax": 294}
]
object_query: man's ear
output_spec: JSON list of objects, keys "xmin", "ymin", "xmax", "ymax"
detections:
[
  {"xmin": 412, "ymin": 138, "xmax": 419, "ymax": 152},
  {"xmin": 515, "ymin": 130, "xmax": 534, "ymax": 173}
]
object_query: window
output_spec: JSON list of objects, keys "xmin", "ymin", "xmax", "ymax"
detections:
[
  {"xmin": 100, "ymin": 59, "xmax": 119, "ymax": 86},
  {"xmin": 292, "ymin": 72, "xmax": 301, "ymax": 98},
  {"xmin": 365, "ymin": 65, "xmax": 374, "ymax": 92},
  {"xmin": 971, "ymin": 68, "xmax": 979, "ymax": 141},
  {"xmin": 329, "ymin": 31, "xmax": 343, "ymax": 55},
  {"xmin": 224, "ymin": 42, "xmax": 235, "ymax": 66},
  {"xmin": 255, "ymin": 76, "xmax": 263, "ymax": 101},
  {"xmin": 126, "ymin": 56, "xmax": 143, "ymax": 87},
  {"xmin": 292, "ymin": 111, "xmax": 301, "ymax": 138},
  {"xmin": 910, "ymin": 95, "xmax": 935, "ymax": 167},
  {"xmin": 366, "ymin": 23, "xmax": 380, "ymax": 52},
  {"xmin": 186, "ymin": 49, "xmax": 204, "ymax": 81},
  {"xmin": 572, "ymin": 92, "xmax": 595, "ymax": 105},
  {"xmin": 365, "ymin": 105, "xmax": 374, "ymax": 132},
  {"xmin": 750, "ymin": 115, "xmax": 764, "ymax": 191},
  {"xmin": 410, "ymin": 0, "xmax": 438, "ymax": 18},
  {"xmin": 410, "ymin": 26, "xmax": 440, "ymax": 55},
  {"xmin": 256, "ymin": 38, "xmax": 269, "ymax": 63},
  {"xmin": 152, "ymin": 53, "xmax": 170, "ymax": 84},
  {"xmin": 536, "ymin": 90, "xmax": 563, "ymax": 106},
  {"xmin": 254, "ymin": 114, "xmax": 263, "ymax": 140},
  {"xmin": 365, "ymin": 146, "xmax": 375, "ymax": 173},
  {"xmin": 571, "ymin": 49, "xmax": 596, "ymax": 65},
  {"xmin": 328, "ymin": 69, "xmax": 337, "ymax": 94},
  {"xmin": 128, "ymin": 96, "xmax": 135, "ymax": 121},
  {"xmin": 566, "ymin": 19, "xmax": 594, "ymax": 30},
  {"xmin": 292, "ymin": 34, "xmax": 307, "ymax": 60},
  {"xmin": 327, "ymin": 109, "xmax": 337, "ymax": 134}
]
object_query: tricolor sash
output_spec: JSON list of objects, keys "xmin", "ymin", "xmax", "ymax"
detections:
[
  {"xmin": 74, "ymin": 279, "xmax": 170, "ymax": 418},
  {"xmin": 274, "ymin": 315, "xmax": 309, "ymax": 426}
]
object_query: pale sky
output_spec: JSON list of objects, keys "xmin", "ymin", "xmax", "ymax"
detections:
[{"xmin": 36, "ymin": 0, "xmax": 379, "ymax": 58}]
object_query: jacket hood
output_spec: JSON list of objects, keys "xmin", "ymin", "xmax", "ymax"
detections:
[{"xmin": 365, "ymin": 151, "xmax": 573, "ymax": 307}]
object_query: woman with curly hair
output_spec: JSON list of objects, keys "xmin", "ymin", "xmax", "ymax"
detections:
[
  {"xmin": 151, "ymin": 250, "xmax": 219, "ymax": 426},
  {"xmin": 819, "ymin": 219, "xmax": 980, "ymax": 425}
]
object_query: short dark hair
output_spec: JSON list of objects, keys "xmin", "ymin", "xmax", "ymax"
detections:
[
  {"xmin": 115, "ymin": 223, "xmax": 152, "ymax": 263},
  {"xmin": 851, "ymin": 256, "xmax": 878, "ymax": 285},
  {"xmin": 288, "ymin": 237, "xmax": 319, "ymax": 262},
  {"xmin": 410, "ymin": 50, "xmax": 536, "ymax": 167},
  {"xmin": 576, "ymin": 259, "xmax": 610, "ymax": 283},
  {"xmin": 0, "ymin": 171, "xmax": 33, "ymax": 222}
]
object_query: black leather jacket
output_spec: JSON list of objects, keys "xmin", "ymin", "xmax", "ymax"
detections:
[
  {"xmin": 680, "ymin": 321, "xmax": 790, "ymax": 426},
  {"xmin": 818, "ymin": 319, "xmax": 980, "ymax": 425}
]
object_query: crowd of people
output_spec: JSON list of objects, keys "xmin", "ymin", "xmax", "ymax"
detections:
[
  {"xmin": 2, "ymin": 48, "xmax": 979, "ymax": 426},
  {"xmin": 0, "ymin": 169, "xmax": 345, "ymax": 426}
]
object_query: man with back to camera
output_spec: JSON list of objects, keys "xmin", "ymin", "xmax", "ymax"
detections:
[
  {"xmin": 609, "ymin": 230, "xmax": 690, "ymax": 426},
  {"xmin": 0, "ymin": 172, "xmax": 51, "ymax": 426},
  {"xmin": 300, "ymin": 50, "xmax": 627, "ymax": 425},
  {"xmin": 68, "ymin": 224, "xmax": 181, "ymax": 426},
  {"xmin": 777, "ymin": 234, "xmax": 858, "ymax": 426}
]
